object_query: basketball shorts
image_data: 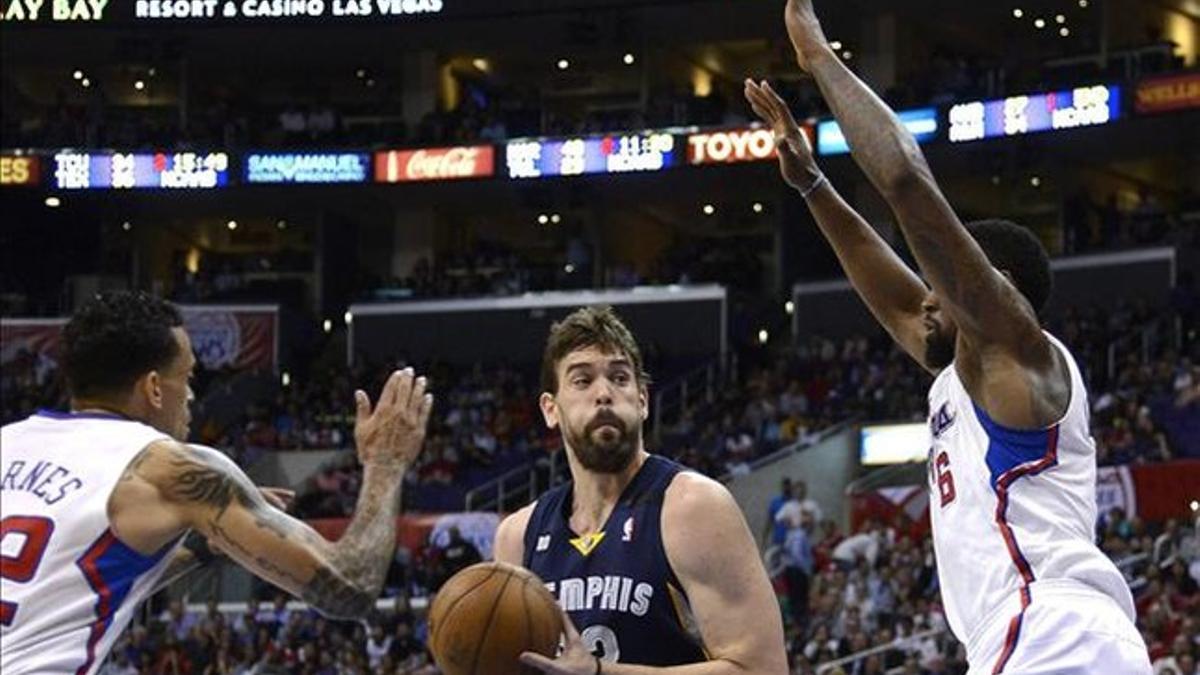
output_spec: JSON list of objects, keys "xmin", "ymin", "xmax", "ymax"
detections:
[{"xmin": 966, "ymin": 580, "xmax": 1151, "ymax": 675}]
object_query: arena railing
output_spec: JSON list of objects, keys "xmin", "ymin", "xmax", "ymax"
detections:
[{"xmin": 813, "ymin": 627, "xmax": 950, "ymax": 675}]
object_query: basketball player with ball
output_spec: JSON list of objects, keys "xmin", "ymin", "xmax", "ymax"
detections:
[{"xmin": 477, "ymin": 306, "xmax": 789, "ymax": 673}]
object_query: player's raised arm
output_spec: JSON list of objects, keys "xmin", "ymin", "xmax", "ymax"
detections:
[
  {"xmin": 744, "ymin": 78, "xmax": 933, "ymax": 372},
  {"xmin": 110, "ymin": 368, "xmax": 433, "ymax": 620},
  {"xmin": 778, "ymin": 1, "xmax": 1054, "ymax": 379}
]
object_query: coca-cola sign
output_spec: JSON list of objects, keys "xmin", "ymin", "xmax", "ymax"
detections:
[{"xmin": 374, "ymin": 145, "xmax": 494, "ymax": 183}]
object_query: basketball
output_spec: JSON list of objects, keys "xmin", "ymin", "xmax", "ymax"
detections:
[{"xmin": 428, "ymin": 561, "xmax": 564, "ymax": 675}]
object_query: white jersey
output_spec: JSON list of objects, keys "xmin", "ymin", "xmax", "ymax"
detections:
[
  {"xmin": 0, "ymin": 411, "xmax": 180, "ymax": 675},
  {"xmin": 926, "ymin": 333, "xmax": 1137, "ymax": 668}
]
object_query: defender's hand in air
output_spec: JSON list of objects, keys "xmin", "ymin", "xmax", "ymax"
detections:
[
  {"xmin": 353, "ymin": 368, "xmax": 434, "ymax": 469},
  {"xmin": 744, "ymin": 79, "xmax": 819, "ymax": 192},
  {"xmin": 784, "ymin": 0, "xmax": 831, "ymax": 71}
]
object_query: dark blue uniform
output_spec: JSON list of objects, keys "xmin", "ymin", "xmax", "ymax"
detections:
[{"xmin": 523, "ymin": 455, "xmax": 708, "ymax": 666}]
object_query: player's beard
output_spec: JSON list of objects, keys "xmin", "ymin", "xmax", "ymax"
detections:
[
  {"xmin": 924, "ymin": 329, "xmax": 956, "ymax": 371},
  {"xmin": 564, "ymin": 407, "xmax": 640, "ymax": 474}
]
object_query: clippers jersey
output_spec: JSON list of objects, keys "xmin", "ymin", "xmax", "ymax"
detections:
[
  {"xmin": 1, "ymin": 411, "xmax": 181, "ymax": 675},
  {"xmin": 926, "ymin": 333, "xmax": 1137, "ymax": 664},
  {"xmin": 523, "ymin": 455, "xmax": 707, "ymax": 666}
]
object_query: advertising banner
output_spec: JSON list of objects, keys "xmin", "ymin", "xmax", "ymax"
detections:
[{"xmin": 374, "ymin": 145, "xmax": 494, "ymax": 183}]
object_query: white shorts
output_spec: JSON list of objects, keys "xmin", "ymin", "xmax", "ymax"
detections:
[{"xmin": 967, "ymin": 583, "xmax": 1151, "ymax": 675}]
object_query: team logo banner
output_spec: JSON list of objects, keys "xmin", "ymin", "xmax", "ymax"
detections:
[{"xmin": 181, "ymin": 306, "xmax": 278, "ymax": 371}]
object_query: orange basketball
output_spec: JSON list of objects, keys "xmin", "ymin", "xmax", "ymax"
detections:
[{"xmin": 428, "ymin": 561, "xmax": 564, "ymax": 675}]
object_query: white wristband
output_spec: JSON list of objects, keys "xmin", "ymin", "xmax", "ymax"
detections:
[{"xmin": 799, "ymin": 173, "xmax": 827, "ymax": 199}]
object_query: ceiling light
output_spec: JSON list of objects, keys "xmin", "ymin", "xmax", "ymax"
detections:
[
  {"xmin": 73, "ymin": 70, "xmax": 83, "ymax": 80},
  {"xmin": 45, "ymin": 196, "xmax": 61, "ymax": 208},
  {"xmin": 550, "ymin": 213, "xmax": 562, "ymax": 224},
  {"xmin": 537, "ymin": 214, "xmax": 549, "ymax": 225},
  {"xmin": 121, "ymin": 221, "xmax": 132, "ymax": 231},
  {"xmin": 227, "ymin": 220, "xmax": 238, "ymax": 230},
  {"xmin": 472, "ymin": 58, "xmax": 490, "ymax": 72},
  {"xmin": 1059, "ymin": 26, "xmax": 1070, "ymax": 36},
  {"xmin": 1034, "ymin": 18, "xmax": 1046, "ymax": 28},
  {"xmin": 1012, "ymin": 8, "xmax": 1023, "ymax": 18},
  {"xmin": 623, "ymin": 53, "xmax": 635, "ymax": 65},
  {"xmin": 134, "ymin": 80, "xmax": 145, "ymax": 91},
  {"xmin": 842, "ymin": 51, "xmax": 853, "ymax": 60},
  {"xmin": 1055, "ymin": 14, "xmax": 1066, "ymax": 23},
  {"xmin": 557, "ymin": 59, "xmax": 570, "ymax": 70},
  {"xmin": 702, "ymin": 204, "xmax": 715, "ymax": 215},
  {"xmin": 752, "ymin": 202, "xmax": 764, "ymax": 213},
  {"xmin": 81, "ymin": 78, "xmax": 91, "ymax": 88},
  {"xmin": 829, "ymin": 40, "xmax": 843, "ymax": 50}
]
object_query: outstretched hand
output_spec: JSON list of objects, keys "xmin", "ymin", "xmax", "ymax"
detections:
[
  {"xmin": 743, "ymin": 79, "xmax": 819, "ymax": 192},
  {"xmin": 353, "ymin": 368, "xmax": 434, "ymax": 469}
]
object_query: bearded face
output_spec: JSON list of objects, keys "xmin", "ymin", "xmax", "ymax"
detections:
[{"xmin": 541, "ymin": 345, "xmax": 647, "ymax": 474}]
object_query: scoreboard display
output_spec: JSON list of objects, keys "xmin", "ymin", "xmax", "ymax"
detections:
[
  {"xmin": 505, "ymin": 131, "xmax": 679, "ymax": 179},
  {"xmin": 52, "ymin": 151, "xmax": 230, "ymax": 190}
]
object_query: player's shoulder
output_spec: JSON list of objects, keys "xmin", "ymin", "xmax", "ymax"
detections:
[
  {"xmin": 123, "ymin": 440, "xmax": 232, "ymax": 486},
  {"xmin": 662, "ymin": 470, "xmax": 738, "ymax": 524},
  {"xmin": 494, "ymin": 500, "xmax": 538, "ymax": 565}
]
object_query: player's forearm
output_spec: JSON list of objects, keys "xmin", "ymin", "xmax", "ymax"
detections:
[
  {"xmin": 800, "ymin": 46, "xmax": 999, "ymax": 326},
  {"xmin": 803, "ymin": 180, "xmax": 927, "ymax": 336},
  {"xmin": 302, "ymin": 462, "xmax": 403, "ymax": 618}
]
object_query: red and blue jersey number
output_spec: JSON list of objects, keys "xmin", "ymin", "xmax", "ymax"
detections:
[{"xmin": 0, "ymin": 515, "xmax": 56, "ymax": 626}]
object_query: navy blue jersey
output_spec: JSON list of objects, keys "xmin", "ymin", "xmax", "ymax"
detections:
[{"xmin": 523, "ymin": 455, "xmax": 707, "ymax": 666}]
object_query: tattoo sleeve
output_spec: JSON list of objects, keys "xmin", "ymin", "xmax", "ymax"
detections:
[{"xmin": 154, "ymin": 444, "xmax": 403, "ymax": 620}]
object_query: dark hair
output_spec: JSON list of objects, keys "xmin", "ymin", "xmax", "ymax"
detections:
[
  {"xmin": 965, "ymin": 219, "xmax": 1053, "ymax": 315},
  {"xmin": 62, "ymin": 291, "xmax": 184, "ymax": 399},
  {"xmin": 540, "ymin": 306, "xmax": 650, "ymax": 394}
]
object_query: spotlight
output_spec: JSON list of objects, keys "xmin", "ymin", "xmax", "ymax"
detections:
[
  {"xmin": 1055, "ymin": 14, "xmax": 1066, "ymax": 24},
  {"xmin": 1078, "ymin": 0, "xmax": 1088, "ymax": 7},
  {"xmin": 537, "ymin": 214, "xmax": 549, "ymax": 225},
  {"xmin": 227, "ymin": 220, "xmax": 238, "ymax": 230},
  {"xmin": 276, "ymin": 219, "xmax": 287, "ymax": 230},
  {"xmin": 564, "ymin": 264, "xmax": 576, "ymax": 274},
  {"xmin": 752, "ymin": 202, "xmax": 764, "ymax": 213},
  {"xmin": 344, "ymin": 311, "xmax": 353, "ymax": 326},
  {"xmin": 829, "ymin": 40, "xmax": 843, "ymax": 50},
  {"xmin": 121, "ymin": 221, "xmax": 132, "ymax": 231},
  {"xmin": 757, "ymin": 329, "xmax": 769, "ymax": 345},
  {"xmin": 81, "ymin": 78, "xmax": 91, "ymax": 88},
  {"xmin": 842, "ymin": 51, "xmax": 853, "ymax": 60},
  {"xmin": 1034, "ymin": 18, "xmax": 1046, "ymax": 28},
  {"xmin": 356, "ymin": 68, "xmax": 366, "ymax": 78},
  {"xmin": 1012, "ymin": 8, "xmax": 1023, "ymax": 18},
  {"xmin": 472, "ymin": 58, "xmax": 490, "ymax": 72},
  {"xmin": 785, "ymin": 301, "xmax": 795, "ymax": 315},
  {"xmin": 1059, "ymin": 26, "xmax": 1070, "ymax": 36},
  {"xmin": 134, "ymin": 80, "xmax": 145, "ymax": 91},
  {"xmin": 557, "ymin": 59, "xmax": 570, "ymax": 70},
  {"xmin": 323, "ymin": 319, "xmax": 332, "ymax": 333},
  {"xmin": 73, "ymin": 70, "xmax": 83, "ymax": 80},
  {"xmin": 550, "ymin": 213, "xmax": 562, "ymax": 224},
  {"xmin": 703, "ymin": 204, "xmax": 715, "ymax": 216},
  {"xmin": 623, "ymin": 53, "xmax": 635, "ymax": 65},
  {"xmin": 281, "ymin": 372, "xmax": 291, "ymax": 387},
  {"xmin": 45, "ymin": 196, "xmax": 61, "ymax": 208},
  {"xmin": 1030, "ymin": 176, "xmax": 1041, "ymax": 188}
]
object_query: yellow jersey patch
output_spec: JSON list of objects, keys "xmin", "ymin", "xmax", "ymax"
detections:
[{"xmin": 569, "ymin": 531, "xmax": 607, "ymax": 556}]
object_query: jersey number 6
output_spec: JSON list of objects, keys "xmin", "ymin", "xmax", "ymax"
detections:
[{"xmin": 934, "ymin": 452, "xmax": 957, "ymax": 507}]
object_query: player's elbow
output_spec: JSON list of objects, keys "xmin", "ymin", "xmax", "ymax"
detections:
[
  {"xmin": 306, "ymin": 585, "xmax": 376, "ymax": 620},
  {"xmin": 872, "ymin": 143, "xmax": 934, "ymax": 201}
]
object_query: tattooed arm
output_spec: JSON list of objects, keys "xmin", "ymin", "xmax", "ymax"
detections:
[{"xmin": 109, "ymin": 369, "xmax": 432, "ymax": 620}]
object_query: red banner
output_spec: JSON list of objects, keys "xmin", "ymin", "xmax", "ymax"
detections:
[
  {"xmin": 374, "ymin": 145, "xmax": 495, "ymax": 183},
  {"xmin": 1136, "ymin": 73, "xmax": 1200, "ymax": 114},
  {"xmin": 307, "ymin": 512, "xmax": 500, "ymax": 558},
  {"xmin": 181, "ymin": 306, "xmax": 278, "ymax": 371},
  {"xmin": 0, "ymin": 319, "xmax": 66, "ymax": 367},
  {"xmin": 0, "ymin": 155, "xmax": 40, "ymax": 186},
  {"xmin": 1, "ymin": 306, "xmax": 277, "ymax": 372},
  {"xmin": 850, "ymin": 460, "xmax": 1200, "ymax": 534}
]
